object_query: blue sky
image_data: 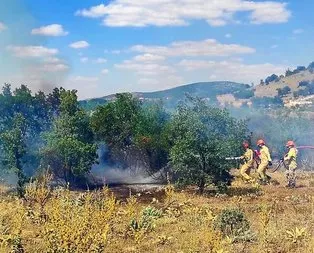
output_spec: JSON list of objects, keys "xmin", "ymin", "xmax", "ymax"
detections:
[{"xmin": 0, "ymin": 0, "xmax": 313, "ymax": 99}]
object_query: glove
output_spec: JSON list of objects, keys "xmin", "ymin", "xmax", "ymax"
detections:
[{"xmin": 268, "ymin": 161, "xmax": 272, "ymax": 166}]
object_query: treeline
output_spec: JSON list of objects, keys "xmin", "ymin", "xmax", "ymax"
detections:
[{"xmin": 0, "ymin": 85, "xmax": 248, "ymax": 195}]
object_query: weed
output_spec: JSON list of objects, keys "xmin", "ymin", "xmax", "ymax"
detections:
[{"xmin": 214, "ymin": 208, "xmax": 251, "ymax": 239}]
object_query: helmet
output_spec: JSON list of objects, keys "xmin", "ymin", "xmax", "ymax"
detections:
[
  {"xmin": 242, "ymin": 140, "xmax": 249, "ymax": 148},
  {"xmin": 257, "ymin": 139, "xmax": 265, "ymax": 146},
  {"xmin": 286, "ymin": 140, "xmax": 295, "ymax": 147}
]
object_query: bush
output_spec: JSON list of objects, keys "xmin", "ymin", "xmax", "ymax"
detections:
[
  {"xmin": 214, "ymin": 208, "xmax": 253, "ymax": 242},
  {"xmin": 234, "ymin": 89, "xmax": 254, "ymax": 99},
  {"xmin": 251, "ymin": 96, "xmax": 283, "ymax": 108},
  {"xmin": 277, "ymin": 86, "xmax": 291, "ymax": 97},
  {"xmin": 265, "ymin": 74, "xmax": 279, "ymax": 85}
]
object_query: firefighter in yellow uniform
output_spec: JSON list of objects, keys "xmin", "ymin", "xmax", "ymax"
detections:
[
  {"xmin": 257, "ymin": 139, "xmax": 272, "ymax": 185},
  {"xmin": 239, "ymin": 140, "xmax": 254, "ymax": 182},
  {"xmin": 284, "ymin": 140, "xmax": 298, "ymax": 188}
]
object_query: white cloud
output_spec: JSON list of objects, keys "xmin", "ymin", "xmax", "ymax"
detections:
[
  {"xmin": 137, "ymin": 75, "xmax": 184, "ymax": 89},
  {"xmin": 0, "ymin": 22, "xmax": 7, "ymax": 32},
  {"xmin": 271, "ymin": 44, "xmax": 278, "ymax": 49},
  {"xmin": 133, "ymin": 53, "xmax": 165, "ymax": 62},
  {"xmin": 80, "ymin": 57, "xmax": 88, "ymax": 63},
  {"xmin": 101, "ymin": 68, "xmax": 109, "ymax": 74},
  {"xmin": 43, "ymin": 57, "xmax": 63, "ymax": 63},
  {"xmin": 41, "ymin": 63, "xmax": 69, "ymax": 72},
  {"xmin": 115, "ymin": 60, "xmax": 175, "ymax": 76},
  {"xmin": 293, "ymin": 29, "xmax": 304, "ymax": 34},
  {"xmin": 131, "ymin": 39, "xmax": 255, "ymax": 57},
  {"xmin": 69, "ymin": 41, "xmax": 90, "ymax": 49},
  {"xmin": 71, "ymin": 76, "xmax": 99, "ymax": 82},
  {"xmin": 95, "ymin": 58, "xmax": 107, "ymax": 63},
  {"xmin": 76, "ymin": 1, "xmax": 291, "ymax": 27},
  {"xmin": 225, "ymin": 33, "xmax": 232, "ymax": 38},
  {"xmin": 31, "ymin": 24, "xmax": 68, "ymax": 36},
  {"xmin": 249, "ymin": 2, "xmax": 290, "ymax": 24},
  {"xmin": 178, "ymin": 59, "xmax": 287, "ymax": 84},
  {"xmin": 7, "ymin": 45, "xmax": 58, "ymax": 58}
]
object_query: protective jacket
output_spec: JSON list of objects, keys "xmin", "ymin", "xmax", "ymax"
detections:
[
  {"xmin": 259, "ymin": 145, "xmax": 272, "ymax": 163},
  {"xmin": 242, "ymin": 148, "xmax": 254, "ymax": 166},
  {"xmin": 284, "ymin": 147, "xmax": 298, "ymax": 169}
]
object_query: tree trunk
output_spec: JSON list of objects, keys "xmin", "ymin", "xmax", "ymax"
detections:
[{"xmin": 198, "ymin": 177, "xmax": 206, "ymax": 194}]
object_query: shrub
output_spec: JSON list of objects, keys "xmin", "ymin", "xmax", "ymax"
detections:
[{"xmin": 214, "ymin": 208, "xmax": 251, "ymax": 238}]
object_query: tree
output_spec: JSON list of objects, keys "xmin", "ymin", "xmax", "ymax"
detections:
[
  {"xmin": 41, "ymin": 90, "xmax": 97, "ymax": 185},
  {"xmin": 134, "ymin": 102, "xmax": 170, "ymax": 175},
  {"xmin": 277, "ymin": 86, "xmax": 291, "ymax": 97},
  {"xmin": 0, "ymin": 114, "xmax": 27, "ymax": 197},
  {"xmin": 265, "ymin": 74, "xmax": 279, "ymax": 85},
  {"xmin": 308, "ymin": 62, "xmax": 314, "ymax": 73},
  {"xmin": 168, "ymin": 96, "xmax": 247, "ymax": 193},
  {"xmin": 285, "ymin": 69, "xmax": 293, "ymax": 77},
  {"xmin": 91, "ymin": 93, "xmax": 141, "ymax": 148}
]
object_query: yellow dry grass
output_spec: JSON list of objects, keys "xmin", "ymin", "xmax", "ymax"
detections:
[{"xmin": 1, "ymin": 170, "xmax": 314, "ymax": 253}]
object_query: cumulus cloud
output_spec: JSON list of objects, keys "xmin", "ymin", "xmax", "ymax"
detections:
[
  {"xmin": 41, "ymin": 63, "xmax": 69, "ymax": 72},
  {"xmin": 7, "ymin": 45, "xmax": 58, "ymax": 58},
  {"xmin": 95, "ymin": 58, "xmax": 107, "ymax": 63},
  {"xmin": 137, "ymin": 75, "xmax": 184, "ymax": 90},
  {"xmin": 69, "ymin": 40, "xmax": 90, "ymax": 49},
  {"xmin": 178, "ymin": 59, "xmax": 288, "ymax": 85},
  {"xmin": 133, "ymin": 53, "xmax": 165, "ymax": 62},
  {"xmin": 31, "ymin": 24, "xmax": 68, "ymax": 36},
  {"xmin": 101, "ymin": 68, "xmax": 109, "ymax": 74},
  {"xmin": 0, "ymin": 22, "xmax": 7, "ymax": 32},
  {"xmin": 76, "ymin": 0, "xmax": 291, "ymax": 27},
  {"xmin": 43, "ymin": 57, "xmax": 63, "ymax": 63},
  {"xmin": 115, "ymin": 60, "xmax": 175, "ymax": 76},
  {"xmin": 131, "ymin": 39, "xmax": 255, "ymax": 57},
  {"xmin": 80, "ymin": 57, "xmax": 88, "ymax": 63},
  {"xmin": 71, "ymin": 76, "xmax": 99, "ymax": 82}
]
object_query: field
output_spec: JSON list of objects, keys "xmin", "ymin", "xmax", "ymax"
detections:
[{"xmin": 1, "ymin": 170, "xmax": 314, "ymax": 253}]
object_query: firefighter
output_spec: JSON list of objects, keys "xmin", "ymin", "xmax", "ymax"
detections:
[
  {"xmin": 284, "ymin": 140, "xmax": 298, "ymax": 188},
  {"xmin": 256, "ymin": 139, "xmax": 272, "ymax": 185},
  {"xmin": 239, "ymin": 140, "xmax": 254, "ymax": 182}
]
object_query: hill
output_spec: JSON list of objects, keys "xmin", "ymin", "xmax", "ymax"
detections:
[
  {"xmin": 80, "ymin": 61, "xmax": 314, "ymax": 110},
  {"xmin": 80, "ymin": 81, "xmax": 253, "ymax": 110}
]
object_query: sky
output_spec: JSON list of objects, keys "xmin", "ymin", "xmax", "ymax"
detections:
[{"xmin": 0, "ymin": 0, "xmax": 313, "ymax": 99}]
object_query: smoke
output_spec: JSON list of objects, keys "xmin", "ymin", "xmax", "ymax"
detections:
[
  {"xmin": 229, "ymin": 105, "xmax": 314, "ymax": 169},
  {"xmin": 90, "ymin": 144, "xmax": 162, "ymax": 185},
  {"xmin": 0, "ymin": 0, "xmax": 70, "ymax": 93}
]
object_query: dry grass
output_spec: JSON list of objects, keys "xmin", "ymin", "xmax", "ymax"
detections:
[
  {"xmin": 1, "ymin": 170, "xmax": 314, "ymax": 252},
  {"xmin": 254, "ymin": 70, "xmax": 314, "ymax": 98}
]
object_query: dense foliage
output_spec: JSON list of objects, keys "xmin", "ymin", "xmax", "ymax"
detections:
[{"xmin": 168, "ymin": 97, "xmax": 247, "ymax": 192}]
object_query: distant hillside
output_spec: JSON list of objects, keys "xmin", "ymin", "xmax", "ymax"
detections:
[
  {"xmin": 80, "ymin": 61, "xmax": 314, "ymax": 111},
  {"xmin": 255, "ymin": 70, "xmax": 314, "ymax": 98},
  {"xmin": 80, "ymin": 81, "xmax": 252, "ymax": 110}
]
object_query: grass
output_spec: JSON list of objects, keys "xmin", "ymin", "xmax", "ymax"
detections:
[{"xmin": 1, "ymin": 171, "xmax": 314, "ymax": 252}]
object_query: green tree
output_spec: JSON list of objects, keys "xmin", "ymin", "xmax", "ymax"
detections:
[
  {"xmin": 42, "ymin": 90, "xmax": 97, "ymax": 185},
  {"xmin": 168, "ymin": 97, "xmax": 247, "ymax": 193},
  {"xmin": 277, "ymin": 86, "xmax": 291, "ymax": 97},
  {"xmin": 0, "ymin": 114, "xmax": 27, "ymax": 197},
  {"xmin": 91, "ymin": 93, "xmax": 141, "ymax": 148},
  {"xmin": 134, "ymin": 102, "xmax": 170, "ymax": 174}
]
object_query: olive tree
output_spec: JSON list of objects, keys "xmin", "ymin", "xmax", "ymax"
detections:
[{"xmin": 168, "ymin": 97, "xmax": 247, "ymax": 193}]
